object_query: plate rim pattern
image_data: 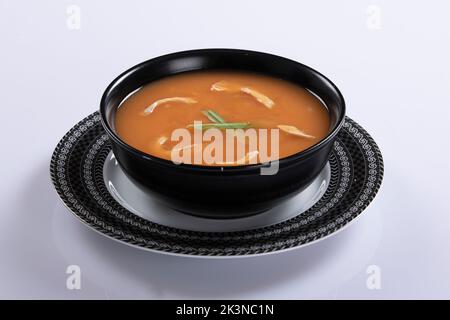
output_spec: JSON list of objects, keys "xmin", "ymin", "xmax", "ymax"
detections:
[{"xmin": 50, "ymin": 112, "xmax": 384, "ymax": 256}]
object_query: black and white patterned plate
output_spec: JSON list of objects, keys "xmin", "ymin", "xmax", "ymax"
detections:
[{"xmin": 50, "ymin": 112, "xmax": 383, "ymax": 257}]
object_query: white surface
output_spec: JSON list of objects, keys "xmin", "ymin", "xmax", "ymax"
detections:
[{"xmin": 0, "ymin": 0, "xmax": 449, "ymax": 299}]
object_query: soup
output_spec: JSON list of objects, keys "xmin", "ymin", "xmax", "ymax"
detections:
[{"xmin": 115, "ymin": 71, "xmax": 330, "ymax": 165}]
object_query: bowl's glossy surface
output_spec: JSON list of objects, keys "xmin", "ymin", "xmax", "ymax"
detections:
[{"xmin": 100, "ymin": 49, "xmax": 346, "ymax": 218}]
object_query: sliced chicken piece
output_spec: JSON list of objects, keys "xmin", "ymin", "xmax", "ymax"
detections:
[
  {"xmin": 143, "ymin": 97, "xmax": 197, "ymax": 115},
  {"xmin": 277, "ymin": 125, "xmax": 315, "ymax": 138}
]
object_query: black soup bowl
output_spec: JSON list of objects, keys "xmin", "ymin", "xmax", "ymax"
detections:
[{"xmin": 100, "ymin": 49, "xmax": 346, "ymax": 219}]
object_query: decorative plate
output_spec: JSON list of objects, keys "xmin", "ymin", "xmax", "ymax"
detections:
[{"xmin": 50, "ymin": 112, "xmax": 383, "ymax": 257}]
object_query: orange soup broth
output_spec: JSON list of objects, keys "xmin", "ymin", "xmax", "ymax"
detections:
[{"xmin": 115, "ymin": 71, "xmax": 330, "ymax": 165}]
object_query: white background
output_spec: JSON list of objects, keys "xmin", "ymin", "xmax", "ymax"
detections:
[{"xmin": 0, "ymin": 0, "xmax": 449, "ymax": 299}]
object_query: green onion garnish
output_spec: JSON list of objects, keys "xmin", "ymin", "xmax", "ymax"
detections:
[
  {"xmin": 187, "ymin": 122, "xmax": 251, "ymax": 130},
  {"xmin": 202, "ymin": 109, "xmax": 226, "ymax": 123}
]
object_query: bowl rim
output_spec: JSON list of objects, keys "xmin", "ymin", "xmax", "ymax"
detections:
[{"xmin": 100, "ymin": 48, "xmax": 346, "ymax": 172}]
